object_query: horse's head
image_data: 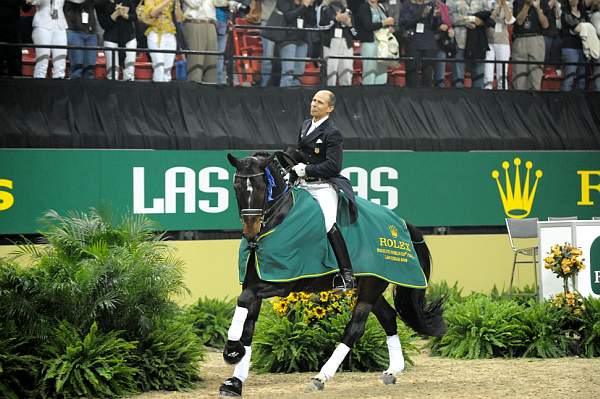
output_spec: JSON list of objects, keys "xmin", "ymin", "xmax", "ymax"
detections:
[{"xmin": 228, "ymin": 152, "xmax": 276, "ymax": 241}]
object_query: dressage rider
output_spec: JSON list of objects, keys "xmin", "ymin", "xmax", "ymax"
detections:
[{"xmin": 291, "ymin": 90, "xmax": 357, "ymax": 291}]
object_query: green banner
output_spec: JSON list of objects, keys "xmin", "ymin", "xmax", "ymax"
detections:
[{"xmin": 0, "ymin": 150, "xmax": 599, "ymax": 234}]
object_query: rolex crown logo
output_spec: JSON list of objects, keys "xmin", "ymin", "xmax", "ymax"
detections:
[
  {"xmin": 491, "ymin": 157, "xmax": 543, "ymax": 218},
  {"xmin": 388, "ymin": 225, "xmax": 398, "ymax": 238}
]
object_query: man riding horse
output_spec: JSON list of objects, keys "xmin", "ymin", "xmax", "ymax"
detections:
[{"xmin": 291, "ymin": 89, "xmax": 357, "ymax": 292}]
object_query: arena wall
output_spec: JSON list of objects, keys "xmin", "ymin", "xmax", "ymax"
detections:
[{"xmin": 0, "ymin": 234, "xmax": 536, "ymax": 304}]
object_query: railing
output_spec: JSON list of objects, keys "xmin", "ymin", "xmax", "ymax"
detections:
[{"xmin": 2, "ymin": 23, "xmax": 599, "ymax": 90}]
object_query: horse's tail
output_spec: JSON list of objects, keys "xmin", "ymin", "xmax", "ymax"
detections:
[{"xmin": 393, "ymin": 222, "xmax": 447, "ymax": 337}]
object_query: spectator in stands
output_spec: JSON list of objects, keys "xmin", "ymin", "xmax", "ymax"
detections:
[
  {"xmin": 484, "ymin": 0, "xmax": 514, "ymax": 89},
  {"xmin": 433, "ymin": 0, "xmax": 454, "ymax": 88},
  {"xmin": 142, "ymin": 0, "xmax": 183, "ymax": 82},
  {"xmin": 447, "ymin": 0, "xmax": 489, "ymax": 88},
  {"xmin": 28, "ymin": 0, "xmax": 68, "ymax": 78},
  {"xmin": 215, "ymin": 1, "xmax": 234, "ymax": 84},
  {"xmin": 0, "ymin": 0, "xmax": 30, "ymax": 76},
  {"xmin": 182, "ymin": 0, "xmax": 226, "ymax": 83},
  {"xmin": 95, "ymin": 0, "xmax": 139, "ymax": 81},
  {"xmin": 319, "ymin": 0, "xmax": 356, "ymax": 85},
  {"xmin": 356, "ymin": 0, "xmax": 395, "ymax": 84},
  {"xmin": 278, "ymin": 0, "xmax": 315, "ymax": 87},
  {"xmin": 64, "ymin": 0, "xmax": 98, "ymax": 79},
  {"xmin": 260, "ymin": 0, "xmax": 278, "ymax": 86},
  {"xmin": 589, "ymin": 0, "xmax": 600, "ymax": 91},
  {"xmin": 543, "ymin": 0, "xmax": 561, "ymax": 75},
  {"xmin": 560, "ymin": 0, "xmax": 587, "ymax": 90},
  {"xmin": 399, "ymin": 0, "xmax": 440, "ymax": 87},
  {"xmin": 512, "ymin": 0, "xmax": 549, "ymax": 90}
]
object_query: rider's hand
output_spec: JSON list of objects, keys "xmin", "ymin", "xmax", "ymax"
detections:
[{"xmin": 292, "ymin": 163, "xmax": 307, "ymax": 178}]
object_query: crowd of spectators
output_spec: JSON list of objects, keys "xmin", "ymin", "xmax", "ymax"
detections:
[{"xmin": 1, "ymin": 0, "xmax": 599, "ymax": 90}]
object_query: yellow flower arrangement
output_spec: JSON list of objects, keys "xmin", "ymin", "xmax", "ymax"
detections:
[
  {"xmin": 543, "ymin": 242, "xmax": 586, "ymax": 279},
  {"xmin": 271, "ymin": 290, "xmax": 357, "ymax": 326},
  {"xmin": 551, "ymin": 291, "xmax": 585, "ymax": 315}
]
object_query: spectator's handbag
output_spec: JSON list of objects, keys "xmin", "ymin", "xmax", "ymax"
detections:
[
  {"xmin": 435, "ymin": 31, "xmax": 457, "ymax": 58},
  {"xmin": 261, "ymin": 8, "xmax": 287, "ymax": 42},
  {"xmin": 375, "ymin": 28, "xmax": 400, "ymax": 67},
  {"xmin": 136, "ymin": 0, "xmax": 156, "ymax": 25}
]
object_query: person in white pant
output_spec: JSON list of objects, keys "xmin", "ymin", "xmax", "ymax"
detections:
[
  {"xmin": 28, "ymin": 0, "xmax": 68, "ymax": 78},
  {"xmin": 141, "ymin": 0, "xmax": 183, "ymax": 82},
  {"xmin": 95, "ymin": 0, "xmax": 138, "ymax": 80},
  {"xmin": 319, "ymin": 0, "xmax": 357, "ymax": 86},
  {"xmin": 484, "ymin": 0, "xmax": 515, "ymax": 89},
  {"xmin": 291, "ymin": 90, "xmax": 358, "ymax": 292}
]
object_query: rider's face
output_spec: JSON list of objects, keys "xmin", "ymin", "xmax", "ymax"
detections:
[{"xmin": 310, "ymin": 91, "xmax": 334, "ymax": 121}]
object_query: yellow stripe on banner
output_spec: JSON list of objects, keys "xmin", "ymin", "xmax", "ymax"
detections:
[{"xmin": 258, "ymin": 269, "xmax": 340, "ymax": 283}]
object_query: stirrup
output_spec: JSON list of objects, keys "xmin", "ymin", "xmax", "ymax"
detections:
[{"xmin": 332, "ymin": 273, "xmax": 355, "ymax": 292}]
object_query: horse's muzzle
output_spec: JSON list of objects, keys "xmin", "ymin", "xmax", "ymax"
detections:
[{"xmin": 241, "ymin": 208, "xmax": 263, "ymax": 241}]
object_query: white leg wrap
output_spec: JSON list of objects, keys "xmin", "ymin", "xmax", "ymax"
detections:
[
  {"xmin": 385, "ymin": 335, "xmax": 405, "ymax": 374},
  {"xmin": 233, "ymin": 346, "xmax": 252, "ymax": 382},
  {"xmin": 320, "ymin": 343, "xmax": 350, "ymax": 381},
  {"xmin": 227, "ymin": 306, "xmax": 249, "ymax": 341}
]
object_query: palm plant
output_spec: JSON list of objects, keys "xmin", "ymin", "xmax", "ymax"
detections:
[{"xmin": 3, "ymin": 209, "xmax": 189, "ymax": 339}]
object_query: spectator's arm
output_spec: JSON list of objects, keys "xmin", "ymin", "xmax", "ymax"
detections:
[
  {"xmin": 514, "ymin": 0, "xmax": 530, "ymax": 25},
  {"xmin": 149, "ymin": 0, "xmax": 173, "ymax": 18},
  {"xmin": 500, "ymin": 0, "xmax": 514, "ymax": 24},
  {"xmin": 533, "ymin": 0, "xmax": 548, "ymax": 28}
]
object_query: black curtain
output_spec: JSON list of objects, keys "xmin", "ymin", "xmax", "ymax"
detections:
[{"xmin": 1, "ymin": 79, "xmax": 599, "ymax": 150}]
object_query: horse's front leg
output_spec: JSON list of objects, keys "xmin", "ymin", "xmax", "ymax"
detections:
[{"xmin": 220, "ymin": 289, "xmax": 262, "ymax": 396}]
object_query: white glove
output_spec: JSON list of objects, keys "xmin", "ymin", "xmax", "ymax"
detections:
[{"xmin": 292, "ymin": 163, "xmax": 307, "ymax": 178}]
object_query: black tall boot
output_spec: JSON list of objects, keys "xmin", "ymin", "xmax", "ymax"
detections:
[{"xmin": 327, "ymin": 224, "xmax": 355, "ymax": 291}]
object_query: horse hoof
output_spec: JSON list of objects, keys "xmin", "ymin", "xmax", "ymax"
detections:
[
  {"xmin": 223, "ymin": 340, "xmax": 245, "ymax": 365},
  {"xmin": 219, "ymin": 377, "xmax": 242, "ymax": 397},
  {"xmin": 306, "ymin": 377, "xmax": 325, "ymax": 391},
  {"xmin": 380, "ymin": 372, "xmax": 396, "ymax": 385}
]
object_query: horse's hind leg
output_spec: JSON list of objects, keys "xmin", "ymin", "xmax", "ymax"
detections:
[
  {"xmin": 372, "ymin": 296, "xmax": 405, "ymax": 384},
  {"xmin": 309, "ymin": 278, "xmax": 387, "ymax": 391}
]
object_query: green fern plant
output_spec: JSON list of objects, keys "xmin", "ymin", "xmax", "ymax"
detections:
[
  {"xmin": 0, "ymin": 321, "xmax": 41, "ymax": 399},
  {"xmin": 41, "ymin": 321, "xmax": 138, "ymax": 398},
  {"xmin": 133, "ymin": 319, "xmax": 204, "ymax": 391},
  {"xmin": 429, "ymin": 294, "xmax": 528, "ymax": 359},
  {"xmin": 577, "ymin": 296, "xmax": 600, "ymax": 357},
  {"xmin": 520, "ymin": 300, "xmax": 572, "ymax": 358},
  {"xmin": 186, "ymin": 297, "xmax": 236, "ymax": 348},
  {"xmin": 427, "ymin": 280, "xmax": 464, "ymax": 306}
]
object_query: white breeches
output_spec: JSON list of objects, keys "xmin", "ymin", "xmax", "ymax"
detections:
[
  {"xmin": 104, "ymin": 38, "xmax": 137, "ymax": 81},
  {"xmin": 484, "ymin": 43, "xmax": 511, "ymax": 90},
  {"xmin": 301, "ymin": 181, "xmax": 338, "ymax": 232},
  {"xmin": 147, "ymin": 32, "xmax": 176, "ymax": 82},
  {"xmin": 32, "ymin": 27, "xmax": 67, "ymax": 79}
]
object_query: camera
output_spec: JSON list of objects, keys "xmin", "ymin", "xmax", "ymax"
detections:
[{"xmin": 228, "ymin": 0, "xmax": 250, "ymax": 13}]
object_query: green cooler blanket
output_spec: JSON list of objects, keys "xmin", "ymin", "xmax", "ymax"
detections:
[{"xmin": 238, "ymin": 187, "xmax": 427, "ymax": 288}]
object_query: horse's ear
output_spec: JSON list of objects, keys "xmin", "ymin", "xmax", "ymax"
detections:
[{"xmin": 227, "ymin": 153, "xmax": 238, "ymax": 168}]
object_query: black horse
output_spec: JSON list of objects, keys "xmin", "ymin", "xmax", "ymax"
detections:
[{"xmin": 220, "ymin": 152, "xmax": 446, "ymax": 397}]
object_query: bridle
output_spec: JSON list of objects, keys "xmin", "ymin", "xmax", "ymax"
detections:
[{"xmin": 234, "ymin": 171, "xmax": 266, "ymax": 219}]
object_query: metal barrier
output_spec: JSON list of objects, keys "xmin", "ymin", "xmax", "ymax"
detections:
[{"xmin": 2, "ymin": 23, "xmax": 600, "ymax": 90}]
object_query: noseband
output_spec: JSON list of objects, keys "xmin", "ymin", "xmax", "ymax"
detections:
[{"xmin": 234, "ymin": 171, "xmax": 266, "ymax": 218}]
